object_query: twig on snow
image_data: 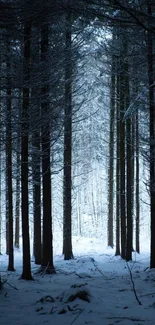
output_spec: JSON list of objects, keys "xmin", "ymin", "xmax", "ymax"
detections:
[
  {"xmin": 90, "ymin": 258, "xmax": 104, "ymax": 276},
  {"xmin": 107, "ymin": 316, "xmax": 145, "ymax": 322},
  {"xmin": 6, "ymin": 281, "xmax": 18, "ymax": 290},
  {"xmin": 70, "ymin": 308, "xmax": 85, "ymax": 325},
  {"xmin": 56, "ymin": 268, "xmax": 75, "ymax": 276},
  {"xmin": 140, "ymin": 292, "xmax": 155, "ymax": 297},
  {"xmin": 126, "ymin": 262, "xmax": 142, "ymax": 306},
  {"xmin": 42, "ymin": 262, "xmax": 49, "ymax": 277}
]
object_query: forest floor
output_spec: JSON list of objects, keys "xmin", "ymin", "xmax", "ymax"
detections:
[{"xmin": 0, "ymin": 236, "xmax": 155, "ymax": 325}]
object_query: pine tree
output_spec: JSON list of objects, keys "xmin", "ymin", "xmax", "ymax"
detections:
[
  {"xmin": 40, "ymin": 24, "xmax": 55, "ymax": 273},
  {"xmin": 21, "ymin": 23, "xmax": 33, "ymax": 280},
  {"xmin": 135, "ymin": 113, "xmax": 140, "ymax": 253},
  {"xmin": 107, "ymin": 38, "xmax": 115, "ymax": 249},
  {"xmin": 6, "ymin": 40, "xmax": 15, "ymax": 271},
  {"xmin": 63, "ymin": 10, "xmax": 73, "ymax": 260},
  {"xmin": 147, "ymin": 2, "xmax": 155, "ymax": 269}
]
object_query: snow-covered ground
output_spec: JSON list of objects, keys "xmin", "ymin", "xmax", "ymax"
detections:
[{"xmin": 0, "ymin": 236, "xmax": 155, "ymax": 325}]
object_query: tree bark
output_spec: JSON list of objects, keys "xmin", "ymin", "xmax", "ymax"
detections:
[
  {"xmin": 63, "ymin": 10, "xmax": 73, "ymax": 260},
  {"xmin": 33, "ymin": 131, "xmax": 41, "ymax": 265},
  {"xmin": 107, "ymin": 43, "xmax": 115, "ymax": 249},
  {"xmin": 6, "ymin": 40, "xmax": 15, "ymax": 271},
  {"xmin": 40, "ymin": 24, "xmax": 55, "ymax": 273},
  {"xmin": 15, "ymin": 146, "xmax": 20, "ymax": 249},
  {"xmin": 115, "ymin": 56, "xmax": 120, "ymax": 256},
  {"xmin": 135, "ymin": 113, "xmax": 140, "ymax": 253},
  {"xmin": 120, "ymin": 53, "xmax": 126, "ymax": 259},
  {"xmin": 21, "ymin": 23, "xmax": 33, "ymax": 280},
  {"xmin": 147, "ymin": 3, "xmax": 155, "ymax": 269}
]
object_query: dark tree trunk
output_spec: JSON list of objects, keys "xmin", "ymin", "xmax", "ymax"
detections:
[
  {"xmin": 33, "ymin": 132, "xmax": 41, "ymax": 265},
  {"xmin": 125, "ymin": 53, "xmax": 132, "ymax": 262},
  {"xmin": 21, "ymin": 24, "xmax": 33, "ymax": 280},
  {"xmin": 135, "ymin": 113, "xmax": 140, "ymax": 253},
  {"xmin": 5, "ymin": 152, "xmax": 9, "ymax": 255},
  {"xmin": 107, "ymin": 46, "xmax": 115, "ymax": 249},
  {"xmin": 115, "ymin": 60, "xmax": 120, "ymax": 256},
  {"xmin": 6, "ymin": 42, "xmax": 15, "ymax": 271},
  {"xmin": 15, "ymin": 147, "xmax": 20, "ymax": 249},
  {"xmin": 131, "ymin": 118, "xmax": 135, "ymax": 251},
  {"xmin": 126, "ymin": 110, "xmax": 132, "ymax": 261},
  {"xmin": 63, "ymin": 11, "xmax": 73, "ymax": 260},
  {"xmin": 31, "ymin": 31, "xmax": 42, "ymax": 265},
  {"xmin": 120, "ymin": 63, "xmax": 126, "ymax": 259},
  {"xmin": 40, "ymin": 24, "xmax": 55, "ymax": 273},
  {"xmin": 0, "ymin": 140, "xmax": 1, "ymax": 255},
  {"xmin": 147, "ymin": 3, "xmax": 155, "ymax": 269}
]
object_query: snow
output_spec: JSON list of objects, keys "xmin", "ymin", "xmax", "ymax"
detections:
[{"xmin": 0, "ymin": 236, "xmax": 155, "ymax": 325}]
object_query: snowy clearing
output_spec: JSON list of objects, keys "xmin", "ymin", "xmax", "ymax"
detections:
[{"xmin": 0, "ymin": 236, "xmax": 155, "ymax": 325}]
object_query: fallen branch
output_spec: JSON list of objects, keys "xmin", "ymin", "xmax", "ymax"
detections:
[
  {"xmin": 107, "ymin": 316, "xmax": 145, "ymax": 322},
  {"xmin": 90, "ymin": 258, "xmax": 104, "ymax": 276},
  {"xmin": 90, "ymin": 258, "xmax": 115, "ymax": 280},
  {"xmin": 6, "ymin": 281, "xmax": 18, "ymax": 290},
  {"xmin": 140, "ymin": 292, "xmax": 155, "ymax": 297},
  {"xmin": 70, "ymin": 308, "xmax": 85, "ymax": 325},
  {"xmin": 126, "ymin": 262, "xmax": 142, "ymax": 306},
  {"xmin": 56, "ymin": 268, "xmax": 75, "ymax": 276}
]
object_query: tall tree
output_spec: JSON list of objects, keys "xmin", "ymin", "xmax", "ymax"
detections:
[
  {"xmin": 32, "ymin": 120, "xmax": 41, "ymax": 265},
  {"xmin": 6, "ymin": 40, "xmax": 15, "ymax": 271},
  {"xmin": 119, "ymin": 33, "xmax": 126, "ymax": 259},
  {"xmin": 135, "ymin": 112, "xmax": 140, "ymax": 253},
  {"xmin": 31, "ymin": 29, "xmax": 41, "ymax": 265},
  {"xmin": 115, "ymin": 53, "xmax": 120, "ymax": 256},
  {"xmin": 0, "ymin": 128, "xmax": 1, "ymax": 255},
  {"xmin": 107, "ymin": 37, "xmax": 115, "ymax": 248},
  {"xmin": 63, "ymin": 9, "xmax": 73, "ymax": 260},
  {"xmin": 5, "ymin": 144, "xmax": 9, "ymax": 255},
  {"xmin": 125, "ymin": 50, "xmax": 132, "ymax": 261},
  {"xmin": 40, "ymin": 24, "xmax": 55, "ymax": 273},
  {"xmin": 15, "ymin": 143, "xmax": 20, "ymax": 249},
  {"xmin": 147, "ymin": 2, "xmax": 155, "ymax": 268},
  {"xmin": 21, "ymin": 23, "xmax": 33, "ymax": 280}
]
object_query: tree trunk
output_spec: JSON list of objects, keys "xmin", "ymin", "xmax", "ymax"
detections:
[
  {"xmin": 6, "ymin": 41, "xmax": 15, "ymax": 271},
  {"xmin": 126, "ymin": 108, "xmax": 132, "ymax": 261},
  {"xmin": 33, "ymin": 131, "xmax": 41, "ymax": 265},
  {"xmin": 131, "ymin": 117, "xmax": 135, "ymax": 251},
  {"xmin": 5, "ymin": 149, "xmax": 9, "ymax": 255},
  {"xmin": 31, "ymin": 31, "xmax": 42, "ymax": 265},
  {"xmin": 147, "ymin": 3, "xmax": 155, "ymax": 268},
  {"xmin": 40, "ymin": 24, "xmax": 55, "ymax": 273},
  {"xmin": 135, "ymin": 113, "xmax": 140, "ymax": 253},
  {"xmin": 125, "ymin": 52, "xmax": 132, "ymax": 262},
  {"xmin": 15, "ymin": 146, "xmax": 20, "ymax": 249},
  {"xmin": 21, "ymin": 24, "xmax": 33, "ymax": 280},
  {"xmin": 120, "ymin": 58, "xmax": 126, "ymax": 259},
  {"xmin": 63, "ymin": 10, "xmax": 73, "ymax": 260},
  {"xmin": 107, "ymin": 45, "xmax": 115, "ymax": 248},
  {"xmin": 115, "ymin": 59, "xmax": 120, "ymax": 256},
  {"xmin": 0, "ymin": 44, "xmax": 1, "ymax": 255}
]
